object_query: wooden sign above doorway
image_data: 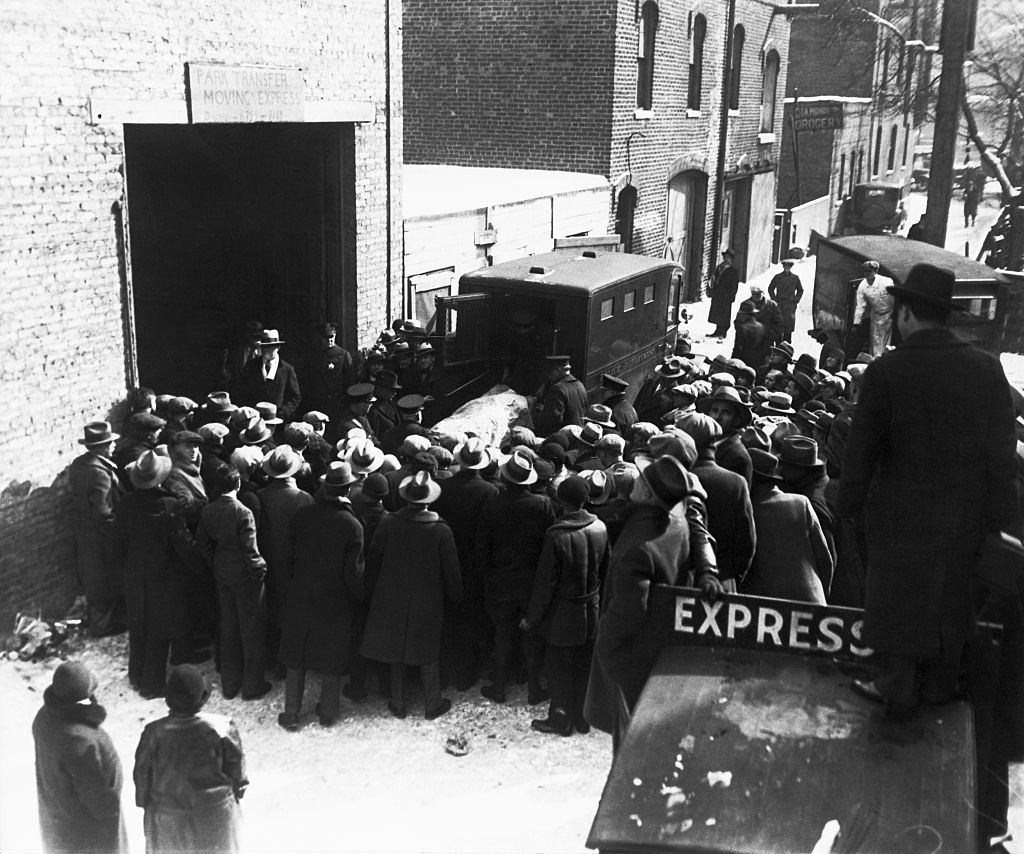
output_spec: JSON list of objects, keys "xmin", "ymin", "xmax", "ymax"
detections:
[{"xmin": 186, "ymin": 63, "xmax": 305, "ymax": 123}]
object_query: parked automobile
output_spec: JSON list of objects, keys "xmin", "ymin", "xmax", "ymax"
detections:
[{"xmin": 851, "ymin": 182, "xmax": 907, "ymax": 235}]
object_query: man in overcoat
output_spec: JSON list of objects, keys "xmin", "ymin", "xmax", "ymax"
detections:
[
  {"xmin": 257, "ymin": 447, "xmax": 314, "ymax": 673},
  {"xmin": 698, "ymin": 385, "xmax": 754, "ymax": 486},
  {"xmin": 476, "ymin": 452, "xmax": 557, "ymax": 704},
  {"xmin": 522, "ymin": 476, "xmax": 609, "ymax": 737},
  {"xmin": 532, "ymin": 355, "xmax": 588, "ymax": 436},
  {"xmin": 113, "ymin": 450, "xmax": 202, "ymax": 698},
  {"xmin": 708, "ymin": 249, "xmax": 740, "ymax": 338},
  {"xmin": 134, "ymin": 665, "xmax": 247, "ymax": 854},
  {"xmin": 301, "ymin": 322, "xmax": 353, "ymax": 425},
  {"xmin": 767, "ymin": 258, "xmax": 804, "ymax": 343},
  {"xmin": 361, "ymin": 471, "xmax": 463, "ymax": 720},
  {"xmin": 675, "ymin": 412, "xmax": 756, "ymax": 593},
  {"xmin": 238, "ymin": 329, "xmax": 302, "ymax": 420},
  {"xmin": 585, "ymin": 455, "xmax": 722, "ymax": 744},
  {"xmin": 432, "ymin": 438, "xmax": 499, "ymax": 690},
  {"xmin": 838, "ymin": 263, "xmax": 1018, "ymax": 718},
  {"xmin": 33, "ymin": 661, "xmax": 128, "ymax": 854},
  {"xmin": 69, "ymin": 421, "xmax": 127, "ymax": 637},
  {"xmin": 601, "ymin": 373, "xmax": 638, "ymax": 435},
  {"xmin": 278, "ymin": 462, "xmax": 365, "ymax": 729}
]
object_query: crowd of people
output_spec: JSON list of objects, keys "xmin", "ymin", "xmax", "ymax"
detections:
[{"xmin": 50, "ymin": 260, "xmax": 1024, "ymax": 851}]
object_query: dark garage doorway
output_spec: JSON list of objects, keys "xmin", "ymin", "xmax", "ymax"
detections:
[{"xmin": 123, "ymin": 123, "xmax": 355, "ymax": 399}]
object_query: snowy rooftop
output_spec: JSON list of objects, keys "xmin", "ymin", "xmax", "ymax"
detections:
[{"xmin": 403, "ymin": 164, "xmax": 610, "ymax": 220}]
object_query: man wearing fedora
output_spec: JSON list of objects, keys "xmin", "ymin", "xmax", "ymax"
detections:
[
  {"xmin": 222, "ymin": 318, "xmax": 263, "ymax": 393},
  {"xmin": 477, "ymin": 452, "xmax": 558, "ymax": 705},
  {"xmin": 585, "ymin": 455, "xmax": 722, "ymax": 743},
  {"xmin": 33, "ymin": 661, "xmax": 128, "ymax": 854},
  {"xmin": 777, "ymin": 435, "xmax": 835, "ymax": 566},
  {"xmin": 852, "ymin": 261, "xmax": 895, "ymax": 356},
  {"xmin": 635, "ymin": 357, "xmax": 685, "ymax": 425},
  {"xmin": 367, "ymin": 369, "xmax": 402, "ymax": 439},
  {"xmin": 699, "ymin": 386, "xmax": 754, "ymax": 486},
  {"xmin": 731, "ymin": 299, "xmax": 769, "ymax": 370},
  {"xmin": 708, "ymin": 248, "xmax": 740, "ymax": 338},
  {"xmin": 134, "ymin": 665, "xmax": 248, "ymax": 853},
  {"xmin": 754, "ymin": 341, "xmax": 793, "ymax": 385},
  {"xmin": 533, "ymin": 355, "xmax": 588, "ymax": 436},
  {"xmin": 113, "ymin": 450, "xmax": 203, "ymax": 698},
  {"xmin": 743, "ymin": 449, "xmax": 832, "ymax": 604},
  {"xmin": 747, "ymin": 283, "xmax": 785, "ymax": 347},
  {"xmin": 278, "ymin": 462, "xmax": 365, "ymax": 729},
  {"xmin": 522, "ymin": 475, "xmax": 609, "ymax": 737},
  {"xmin": 381, "ymin": 394, "xmax": 431, "ymax": 456},
  {"xmin": 238, "ymin": 329, "xmax": 302, "ymax": 421},
  {"xmin": 433, "ymin": 438, "xmax": 500, "ymax": 690},
  {"xmin": 257, "ymin": 447, "xmax": 314, "ymax": 674},
  {"xmin": 767, "ymin": 258, "xmax": 804, "ymax": 344},
  {"xmin": 362, "ymin": 471, "xmax": 462, "ymax": 720},
  {"xmin": 197, "ymin": 464, "xmax": 272, "ymax": 701},
  {"xmin": 839, "ymin": 262, "xmax": 1018, "ymax": 719},
  {"xmin": 114, "ymin": 412, "xmax": 166, "ymax": 488},
  {"xmin": 69, "ymin": 421, "xmax": 128, "ymax": 638}
]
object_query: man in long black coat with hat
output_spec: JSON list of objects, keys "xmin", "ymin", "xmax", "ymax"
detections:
[{"xmin": 839, "ymin": 263, "xmax": 1018, "ymax": 719}]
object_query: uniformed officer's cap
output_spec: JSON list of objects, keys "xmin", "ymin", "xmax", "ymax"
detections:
[
  {"xmin": 346, "ymin": 383, "xmax": 376, "ymax": 402},
  {"xmin": 601, "ymin": 373, "xmax": 629, "ymax": 393},
  {"xmin": 545, "ymin": 355, "xmax": 571, "ymax": 366},
  {"xmin": 396, "ymin": 394, "xmax": 426, "ymax": 412}
]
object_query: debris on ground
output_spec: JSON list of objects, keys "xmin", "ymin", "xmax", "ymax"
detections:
[
  {"xmin": 3, "ymin": 597, "xmax": 88, "ymax": 661},
  {"xmin": 445, "ymin": 733, "xmax": 471, "ymax": 756}
]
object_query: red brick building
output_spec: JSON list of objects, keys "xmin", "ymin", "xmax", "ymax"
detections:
[
  {"xmin": 776, "ymin": 0, "xmax": 938, "ymax": 240},
  {"xmin": 404, "ymin": 0, "xmax": 795, "ymax": 301},
  {"xmin": 0, "ymin": 0, "xmax": 402, "ymax": 629}
]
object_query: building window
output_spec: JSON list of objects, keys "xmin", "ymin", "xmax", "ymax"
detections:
[
  {"xmin": 873, "ymin": 126, "xmax": 883, "ymax": 176},
  {"xmin": 887, "ymin": 125, "xmax": 898, "ymax": 171},
  {"xmin": 850, "ymin": 151, "xmax": 857, "ymax": 194},
  {"xmin": 624, "ymin": 290, "xmax": 636, "ymax": 312},
  {"xmin": 615, "ymin": 185, "xmax": 638, "ymax": 253},
  {"xmin": 637, "ymin": 1, "xmax": 659, "ymax": 111},
  {"xmin": 760, "ymin": 49, "xmax": 780, "ymax": 133},
  {"xmin": 688, "ymin": 14, "xmax": 707, "ymax": 111},
  {"xmin": 728, "ymin": 25, "xmax": 744, "ymax": 111},
  {"xmin": 857, "ymin": 148, "xmax": 864, "ymax": 184},
  {"xmin": 838, "ymin": 153, "xmax": 846, "ymax": 200},
  {"xmin": 902, "ymin": 126, "xmax": 910, "ymax": 166},
  {"xmin": 600, "ymin": 298, "xmax": 615, "ymax": 321}
]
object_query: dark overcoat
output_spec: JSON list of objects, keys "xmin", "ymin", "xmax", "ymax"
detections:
[
  {"xmin": 68, "ymin": 452, "xmax": 125, "ymax": 602},
  {"xmin": 476, "ymin": 486, "xmax": 557, "ymax": 605},
  {"xmin": 837, "ymin": 327, "xmax": 1017, "ymax": 657},
  {"xmin": 112, "ymin": 488, "xmax": 199, "ymax": 640},
  {"xmin": 533, "ymin": 374, "xmax": 588, "ymax": 435},
  {"xmin": 433, "ymin": 470, "xmax": 499, "ymax": 594},
  {"xmin": 524, "ymin": 510, "xmax": 609, "ymax": 646},
  {"xmin": 732, "ymin": 314, "xmax": 769, "ymax": 370},
  {"xmin": 585, "ymin": 500, "xmax": 717, "ymax": 733},
  {"xmin": 361, "ymin": 507, "xmax": 462, "ymax": 665},
  {"xmin": 607, "ymin": 394, "xmax": 639, "ymax": 435},
  {"xmin": 708, "ymin": 263, "xmax": 739, "ymax": 328},
  {"xmin": 256, "ymin": 478, "xmax": 314, "ymax": 624},
  {"xmin": 715, "ymin": 432, "xmax": 753, "ymax": 487},
  {"xmin": 691, "ymin": 450, "xmax": 756, "ymax": 583},
  {"xmin": 278, "ymin": 497, "xmax": 365, "ymax": 673},
  {"xmin": 238, "ymin": 357, "xmax": 302, "ymax": 419},
  {"xmin": 33, "ymin": 690, "xmax": 128, "ymax": 854}
]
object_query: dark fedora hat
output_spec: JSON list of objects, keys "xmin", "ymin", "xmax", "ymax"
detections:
[
  {"xmin": 362, "ymin": 472, "xmax": 390, "ymax": 500},
  {"xmin": 79, "ymin": 421, "xmax": 119, "ymax": 446},
  {"xmin": 778, "ymin": 435, "xmax": 824, "ymax": 468},
  {"xmin": 769, "ymin": 342, "xmax": 794, "ymax": 361},
  {"xmin": 749, "ymin": 448, "xmax": 784, "ymax": 482},
  {"xmin": 654, "ymin": 357, "xmax": 685, "ymax": 379},
  {"xmin": 887, "ymin": 263, "xmax": 960, "ymax": 310},
  {"xmin": 240, "ymin": 419, "xmax": 273, "ymax": 446},
  {"xmin": 793, "ymin": 353, "xmax": 817, "ymax": 375},
  {"xmin": 640, "ymin": 455, "xmax": 692, "ymax": 507},
  {"xmin": 374, "ymin": 369, "xmax": 402, "ymax": 390},
  {"xmin": 790, "ymin": 371, "xmax": 816, "ymax": 396},
  {"xmin": 365, "ymin": 347, "xmax": 386, "ymax": 363},
  {"xmin": 204, "ymin": 391, "xmax": 237, "ymax": 414},
  {"xmin": 399, "ymin": 470, "xmax": 441, "ymax": 504}
]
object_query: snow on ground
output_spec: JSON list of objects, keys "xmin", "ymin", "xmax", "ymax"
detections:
[{"xmin": 0, "ymin": 635, "xmax": 611, "ymax": 854}]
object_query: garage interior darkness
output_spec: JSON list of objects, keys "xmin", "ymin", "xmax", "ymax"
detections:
[{"xmin": 123, "ymin": 123, "xmax": 355, "ymax": 399}]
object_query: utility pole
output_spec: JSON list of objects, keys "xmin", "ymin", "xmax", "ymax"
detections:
[{"xmin": 923, "ymin": 0, "xmax": 973, "ymax": 247}]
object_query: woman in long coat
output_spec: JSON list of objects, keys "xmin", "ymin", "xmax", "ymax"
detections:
[
  {"xmin": 277, "ymin": 462, "xmax": 364, "ymax": 728},
  {"xmin": 361, "ymin": 471, "xmax": 462, "ymax": 719},
  {"xmin": 113, "ymin": 450, "xmax": 201, "ymax": 697}
]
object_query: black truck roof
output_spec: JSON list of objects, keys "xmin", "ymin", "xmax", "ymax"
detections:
[{"xmin": 460, "ymin": 250, "xmax": 678, "ymax": 297}]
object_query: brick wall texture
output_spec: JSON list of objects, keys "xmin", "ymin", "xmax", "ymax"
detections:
[
  {"xmin": 0, "ymin": 0, "xmax": 402, "ymax": 632},
  {"xmin": 404, "ymin": 0, "xmax": 790, "ymax": 286}
]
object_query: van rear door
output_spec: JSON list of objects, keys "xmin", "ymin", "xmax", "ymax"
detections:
[{"xmin": 434, "ymin": 293, "xmax": 492, "ymax": 367}]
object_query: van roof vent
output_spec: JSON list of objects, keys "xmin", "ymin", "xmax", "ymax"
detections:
[
  {"xmin": 529, "ymin": 265, "xmax": 547, "ymax": 275},
  {"xmin": 581, "ymin": 250, "xmax": 597, "ymax": 258}
]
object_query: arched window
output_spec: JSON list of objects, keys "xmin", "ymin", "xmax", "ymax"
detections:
[
  {"xmin": 615, "ymin": 185, "xmax": 638, "ymax": 253},
  {"xmin": 887, "ymin": 124, "xmax": 898, "ymax": 171},
  {"xmin": 637, "ymin": 1, "xmax": 659, "ymax": 111},
  {"xmin": 873, "ymin": 125, "xmax": 883, "ymax": 175},
  {"xmin": 839, "ymin": 153, "xmax": 846, "ymax": 200},
  {"xmin": 857, "ymin": 148, "xmax": 865, "ymax": 184},
  {"xmin": 728, "ymin": 25, "xmax": 745, "ymax": 111},
  {"xmin": 688, "ymin": 14, "xmax": 707, "ymax": 111},
  {"xmin": 760, "ymin": 49, "xmax": 780, "ymax": 133}
]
